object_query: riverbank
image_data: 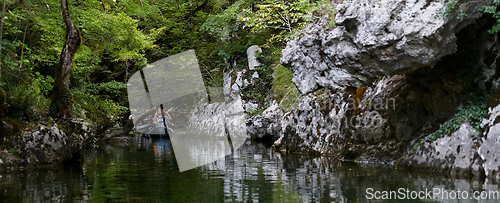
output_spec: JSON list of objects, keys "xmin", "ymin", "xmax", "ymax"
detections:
[
  {"xmin": 0, "ymin": 118, "xmax": 93, "ymax": 171},
  {"xmin": 2, "ymin": 136, "xmax": 499, "ymax": 202}
]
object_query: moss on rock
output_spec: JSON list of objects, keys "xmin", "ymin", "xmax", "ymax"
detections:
[{"xmin": 271, "ymin": 65, "xmax": 302, "ymax": 111}]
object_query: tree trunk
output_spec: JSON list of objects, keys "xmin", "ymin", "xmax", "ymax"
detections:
[{"xmin": 50, "ymin": 0, "xmax": 80, "ymax": 119}]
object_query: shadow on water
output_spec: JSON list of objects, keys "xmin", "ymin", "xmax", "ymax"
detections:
[{"xmin": 0, "ymin": 135, "xmax": 499, "ymax": 202}]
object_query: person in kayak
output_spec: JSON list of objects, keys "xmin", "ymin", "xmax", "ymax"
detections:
[
  {"xmin": 154, "ymin": 106, "xmax": 166, "ymax": 127},
  {"xmin": 153, "ymin": 106, "xmax": 175, "ymax": 131}
]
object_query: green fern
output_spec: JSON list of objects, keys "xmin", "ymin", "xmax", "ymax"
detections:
[{"xmin": 480, "ymin": 0, "xmax": 500, "ymax": 34}]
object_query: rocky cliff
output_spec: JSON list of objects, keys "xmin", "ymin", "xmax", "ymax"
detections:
[{"xmin": 243, "ymin": 0, "xmax": 500, "ymax": 181}]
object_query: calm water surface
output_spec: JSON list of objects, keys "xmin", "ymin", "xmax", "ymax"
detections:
[{"xmin": 0, "ymin": 136, "xmax": 499, "ymax": 202}]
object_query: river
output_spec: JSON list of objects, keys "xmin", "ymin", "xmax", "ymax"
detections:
[{"xmin": 0, "ymin": 136, "xmax": 498, "ymax": 202}]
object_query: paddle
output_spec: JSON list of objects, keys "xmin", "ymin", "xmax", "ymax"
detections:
[{"xmin": 160, "ymin": 104, "xmax": 169, "ymax": 137}]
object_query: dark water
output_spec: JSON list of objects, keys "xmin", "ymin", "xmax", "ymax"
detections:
[{"xmin": 1, "ymin": 136, "xmax": 499, "ymax": 202}]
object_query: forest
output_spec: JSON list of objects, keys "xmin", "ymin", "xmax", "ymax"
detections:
[{"xmin": 0, "ymin": 0, "xmax": 335, "ymax": 135}]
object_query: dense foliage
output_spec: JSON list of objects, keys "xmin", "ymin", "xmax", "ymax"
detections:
[
  {"xmin": 0, "ymin": 0, "xmax": 217, "ymax": 132},
  {"xmin": 0, "ymin": 0, "xmax": 335, "ymax": 134}
]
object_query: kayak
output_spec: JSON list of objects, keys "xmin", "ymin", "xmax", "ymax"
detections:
[
  {"xmin": 134, "ymin": 124, "xmax": 155, "ymax": 132},
  {"xmin": 144, "ymin": 125, "xmax": 174, "ymax": 138}
]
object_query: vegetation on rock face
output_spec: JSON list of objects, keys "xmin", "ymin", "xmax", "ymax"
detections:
[
  {"xmin": 409, "ymin": 38, "xmax": 491, "ymax": 153},
  {"xmin": 200, "ymin": 0, "xmax": 337, "ymax": 116},
  {"xmin": 240, "ymin": 47, "xmax": 275, "ymax": 116},
  {"xmin": 271, "ymin": 65, "xmax": 301, "ymax": 111},
  {"xmin": 409, "ymin": 96, "xmax": 489, "ymax": 154},
  {"xmin": 440, "ymin": 0, "xmax": 460, "ymax": 18},
  {"xmin": 409, "ymin": 89, "xmax": 488, "ymax": 153},
  {"xmin": 441, "ymin": 0, "xmax": 500, "ymax": 34},
  {"xmin": 481, "ymin": 0, "xmax": 500, "ymax": 34},
  {"xmin": 427, "ymin": 98, "xmax": 487, "ymax": 139}
]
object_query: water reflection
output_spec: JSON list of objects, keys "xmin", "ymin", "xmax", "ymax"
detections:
[
  {"xmin": 0, "ymin": 136, "xmax": 499, "ymax": 202},
  {"xmin": 0, "ymin": 163, "xmax": 90, "ymax": 202}
]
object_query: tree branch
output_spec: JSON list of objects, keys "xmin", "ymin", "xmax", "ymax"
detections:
[{"xmin": 102, "ymin": 119, "xmax": 134, "ymax": 141}]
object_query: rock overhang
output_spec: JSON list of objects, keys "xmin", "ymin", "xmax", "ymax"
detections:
[{"xmin": 281, "ymin": 0, "xmax": 491, "ymax": 94}]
